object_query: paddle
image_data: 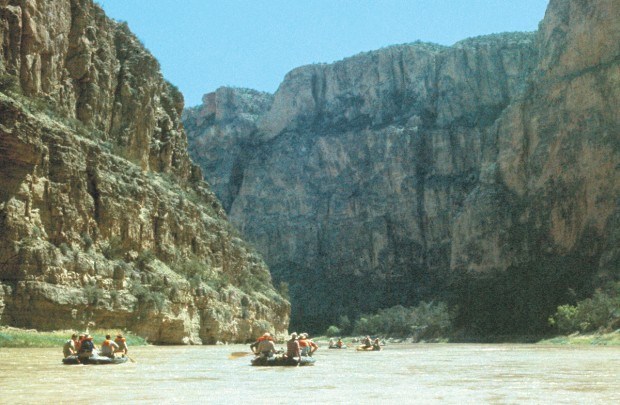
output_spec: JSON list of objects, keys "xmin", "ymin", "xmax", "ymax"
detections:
[
  {"xmin": 228, "ymin": 351, "xmax": 254, "ymax": 359},
  {"xmin": 229, "ymin": 348, "xmax": 285, "ymax": 360},
  {"xmin": 125, "ymin": 354, "xmax": 136, "ymax": 363}
]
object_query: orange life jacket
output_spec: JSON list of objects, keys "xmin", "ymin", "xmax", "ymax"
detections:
[
  {"xmin": 115, "ymin": 337, "xmax": 126, "ymax": 345},
  {"xmin": 298, "ymin": 338, "xmax": 309, "ymax": 347},
  {"xmin": 102, "ymin": 339, "xmax": 112, "ymax": 347}
]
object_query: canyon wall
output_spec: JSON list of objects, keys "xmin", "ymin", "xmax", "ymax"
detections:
[
  {"xmin": 184, "ymin": 0, "xmax": 619, "ymax": 335},
  {"xmin": 0, "ymin": 0, "xmax": 289, "ymax": 343}
]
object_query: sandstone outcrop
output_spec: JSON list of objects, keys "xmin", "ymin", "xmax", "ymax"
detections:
[
  {"xmin": 0, "ymin": 0, "xmax": 289, "ymax": 343},
  {"xmin": 185, "ymin": 0, "xmax": 618, "ymax": 335}
]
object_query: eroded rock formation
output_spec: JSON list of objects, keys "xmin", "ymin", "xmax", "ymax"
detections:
[
  {"xmin": 184, "ymin": 0, "xmax": 619, "ymax": 335},
  {"xmin": 0, "ymin": 0, "xmax": 289, "ymax": 343}
]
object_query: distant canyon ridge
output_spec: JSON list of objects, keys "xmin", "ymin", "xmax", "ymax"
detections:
[{"xmin": 183, "ymin": 0, "xmax": 619, "ymax": 334}]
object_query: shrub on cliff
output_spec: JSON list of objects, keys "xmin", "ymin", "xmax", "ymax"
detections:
[
  {"xmin": 0, "ymin": 73, "xmax": 20, "ymax": 94},
  {"xmin": 102, "ymin": 237, "xmax": 124, "ymax": 260}
]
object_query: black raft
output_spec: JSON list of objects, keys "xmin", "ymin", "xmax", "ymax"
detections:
[
  {"xmin": 62, "ymin": 355, "xmax": 129, "ymax": 365},
  {"xmin": 251, "ymin": 356, "xmax": 316, "ymax": 367}
]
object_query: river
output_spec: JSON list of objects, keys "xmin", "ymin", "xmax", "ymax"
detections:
[{"xmin": 0, "ymin": 343, "xmax": 618, "ymax": 404}]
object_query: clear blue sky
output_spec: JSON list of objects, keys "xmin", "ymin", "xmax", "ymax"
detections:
[{"xmin": 98, "ymin": 0, "xmax": 550, "ymax": 107}]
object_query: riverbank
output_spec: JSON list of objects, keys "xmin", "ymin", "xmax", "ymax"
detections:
[
  {"xmin": 537, "ymin": 330, "xmax": 620, "ymax": 346},
  {"xmin": 0, "ymin": 326, "xmax": 148, "ymax": 348},
  {"xmin": 315, "ymin": 331, "xmax": 620, "ymax": 347},
  {"xmin": 2, "ymin": 327, "xmax": 618, "ymax": 348}
]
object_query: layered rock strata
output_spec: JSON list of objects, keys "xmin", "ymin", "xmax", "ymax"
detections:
[
  {"xmin": 185, "ymin": 0, "xmax": 619, "ymax": 334},
  {"xmin": 0, "ymin": 0, "xmax": 289, "ymax": 343}
]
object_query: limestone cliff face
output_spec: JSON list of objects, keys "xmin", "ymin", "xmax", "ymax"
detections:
[
  {"xmin": 185, "ymin": 0, "xmax": 619, "ymax": 334},
  {"xmin": 0, "ymin": 0, "xmax": 289, "ymax": 343},
  {"xmin": 183, "ymin": 88, "xmax": 273, "ymax": 212},
  {"xmin": 185, "ymin": 33, "xmax": 541, "ymax": 331}
]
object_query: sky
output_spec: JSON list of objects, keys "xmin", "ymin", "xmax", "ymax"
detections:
[{"xmin": 98, "ymin": 0, "xmax": 550, "ymax": 107}]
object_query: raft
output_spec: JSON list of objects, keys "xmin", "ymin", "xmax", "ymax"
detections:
[
  {"xmin": 62, "ymin": 355, "xmax": 129, "ymax": 365},
  {"xmin": 251, "ymin": 355, "xmax": 316, "ymax": 367},
  {"xmin": 356, "ymin": 345, "xmax": 381, "ymax": 351},
  {"xmin": 328, "ymin": 345, "xmax": 347, "ymax": 349}
]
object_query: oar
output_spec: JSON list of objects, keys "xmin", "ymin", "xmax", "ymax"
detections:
[
  {"xmin": 228, "ymin": 351, "xmax": 254, "ymax": 359},
  {"xmin": 125, "ymin": 354, "xmax": 136, "ymax": 363}
]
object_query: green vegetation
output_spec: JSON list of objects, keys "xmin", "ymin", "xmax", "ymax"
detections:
[
  {"xmin": 0, "ymin": 327, "xmax": 148, "ymax": 348},
  {"xmin": 548, "ymin": 281, "xmax": 620, "ymax": 334},
  {"xmin": 81, "ymin": 233, "xmax": 94, "ymax": 251},
  {"xmin": 325, "ymin": 302, "xmax": 453, "ymax": 341},
  {"xmin": 136, "ymin": 249, "xmax": 156, "ymax": 270},
  {"xmin": 83, "ymin": 285, "xmax": 105, "ymax": 306},
  {"xmin": 130, "ymin": 280, "xmax": 166, "ymax": 312},
  {"xmin": 0, "ymin": 72, "xmax": 20, "ymax": 94},
  {"xmin": 325, "ymin": 325, "xmax": 341, "ymax": 337},
  {"xmin": 102, "ymin": 236, "xmax": 124, "ymax": 260}
]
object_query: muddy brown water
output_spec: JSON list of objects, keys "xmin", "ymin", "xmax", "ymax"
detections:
[{"xmin": 0, "ymin": 343, "xmax": 618, "ymax": 404}]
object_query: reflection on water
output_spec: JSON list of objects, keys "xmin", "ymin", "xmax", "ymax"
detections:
[{"xmin": 0, "ymin": 344, "xmax": 619, "ymax": 404}]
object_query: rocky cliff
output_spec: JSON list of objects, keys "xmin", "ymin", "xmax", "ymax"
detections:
[
  {"xmin": 0, "ymin": 0, "xmax": 289, "ymax": 344},
  {"xmin": 184, "ymin": 0, "xmax": 619, "ymax": 335}
]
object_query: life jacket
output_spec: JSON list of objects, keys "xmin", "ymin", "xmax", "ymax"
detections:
[
  {"xmin": 102, "ymin": 339, "xmax": 112, "ymax": 347},
  {"xmin": 298, "ymin": 338, "xmax": 309, "ymax": 347},
  {"xmin": 80, "ymin": 339, "xmax": 94, "ymax": 352},
  {"xmin": 115, "ymin": 337, "xmax": 126, "ymax": 345}
]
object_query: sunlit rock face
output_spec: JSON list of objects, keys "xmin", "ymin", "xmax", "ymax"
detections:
[
  {"xmin": 185, "ymin": 0, "xmax": 619, "ymax": 334},
  {"xmin": 0, "ymin": 0, "xmax": 289, "ymax": 344}
]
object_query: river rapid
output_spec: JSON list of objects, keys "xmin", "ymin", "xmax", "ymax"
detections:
[{"xmin": 1, "ymin": 343, "xmax": 618, "ymax": 404}]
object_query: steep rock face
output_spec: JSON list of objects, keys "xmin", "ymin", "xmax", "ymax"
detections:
[
  {"xmin": 185, "ymin": 33, "xmax": 542, "ymax": 331},
  {"xmin": 183, "ymin": 87, "xmax": 273, "ymax": 211},
  {"xmin": 0, "ymin": 0, "xmax": 190, "ymax": 176},
  {"xmin": 186, "ymin": 0, "xmax": 619, "ymax": 335},
  {"xmin": 0, "ymin": 0, "xmax": 288, "ymax": 343},
  {"xmin": 452, "ymin": 0, "xmax": 619, "ymax": 332}
]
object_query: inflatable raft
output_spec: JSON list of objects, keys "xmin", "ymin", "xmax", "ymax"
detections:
[
  {"xmin": 328, "ymin": 345, "xmax": 347, "ymax": 349},
  {"xmin": 251, "ymin": 356, "xmax": 316, "ymax": 367},
  {"xmin": 62, "ymin": 355, "xmax": 129, "ymax": 365}
]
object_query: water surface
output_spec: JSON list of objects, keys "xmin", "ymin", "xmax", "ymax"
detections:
[{"xmin": 1, "ymin": 343, "xmax": 618, "ymax": 404}]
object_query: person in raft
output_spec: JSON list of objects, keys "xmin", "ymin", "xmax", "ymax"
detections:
[
  {"xmin": 256, "ymin": 333, "xmax": 277, "ymax": 358},
  {"xmin": 75, "ymin": 334, "xmax": 85, "ymax": 353},
  {"xmin": 63, "ymin": 333, "xmax": 78, "ymax": 358},
  {"xmin": 362, "ymin": 335, "xmax": 372, "ymax": 348},
  {"xmin": 372, "ymin": 338, "xmax": 382, "ymax": 351},
  {"xmin": 250, "ymin": 332, "xmax": 273, "ymax": 354},
  {"xmin": 298, "ymin": 333, "xmax": 318, "ymax": 356},
  {"xmin": 114, "ymin": 334, "xmax": 129, "ymax": 355},
  {"xmin": 100, "ymin": 334, "xmax": 120, "ymax": 359},
  {"xmin": 285, "ymin": 332, "xmax": 301, "ymax": 364},
  {"xmin": 78, "ymin": 334, "xmax": 97, "ymax": 360},
  {"xmin": 336, "ymin": 338, "xmax": 344, "ymax": 348}
]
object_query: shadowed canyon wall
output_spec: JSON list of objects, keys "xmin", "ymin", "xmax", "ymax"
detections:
[
  {"xmin": 184, "ymin": 0, "xmax": 619, "ymax": 335},
  {"xmin": 0, "ymin": 0, "xmax": 289, "ymax": 343}
]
